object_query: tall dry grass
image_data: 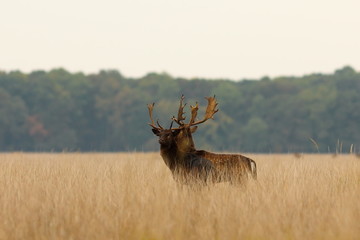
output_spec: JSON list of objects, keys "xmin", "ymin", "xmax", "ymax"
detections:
[{"xmin": 0, "ymin": 153, "xmax": 359, "ymax": 240}]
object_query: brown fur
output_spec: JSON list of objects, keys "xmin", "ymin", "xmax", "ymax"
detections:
[{"xmin": 195, "ymin": 150, "xmax": 257, "ymax": 182}]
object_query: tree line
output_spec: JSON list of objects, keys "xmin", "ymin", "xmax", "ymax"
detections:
[{"xmin": 0, "ymin": 66, "xmax": 359, "ymax": 153}]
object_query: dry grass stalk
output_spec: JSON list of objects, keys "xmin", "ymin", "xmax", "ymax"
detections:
[{"xmin": 0, "ymin": 153, "xmax": 359, "ymax": 240}]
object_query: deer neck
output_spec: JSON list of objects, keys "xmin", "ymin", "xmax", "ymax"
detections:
[
  {"xmin": 159, "ymin": 140, "xmax": 194, "ymax": 171},
  {"xmin": 160, "ymin": 142, "xmax": 178, "ymax": 170},
  {"xmin": 176, "ymin": 129, "xmax": 196, "ymax": 153}
]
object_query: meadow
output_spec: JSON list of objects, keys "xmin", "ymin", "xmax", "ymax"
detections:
[{"xmin": 0, "ymin": 153, "xmax": 359, "ymax": 240}]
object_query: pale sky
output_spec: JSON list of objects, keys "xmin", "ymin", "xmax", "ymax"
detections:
[{"xmin": 1, "ymin": 0, "xmax": 359, "ymax": 79}]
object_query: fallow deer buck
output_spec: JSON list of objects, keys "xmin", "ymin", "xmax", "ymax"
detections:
[{"xmin": 148, "ymin": 95, "xmax": 257, "ymax": 185}]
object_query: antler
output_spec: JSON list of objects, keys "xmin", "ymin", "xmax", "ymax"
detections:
[
  {"xmin": 148, "ymin": 95, "xmax": 219, "ymax": 130},
  {"xmin": 189, "ymin": 102, "xmax": 199, "ymax": 125},
  {"xmin": 172, "ymin": 95, "xmax": 186, "ymax": 126},
  {"xmin": 189, "ymin": 96, "xmax": 218, "ymax": 126},
  {"xmin": 147, "ymin": 103, "xmax": 163, "ymax": 130}
]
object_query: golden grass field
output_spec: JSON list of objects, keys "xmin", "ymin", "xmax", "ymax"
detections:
[{"xmin": 0, "ymin": 153, "xmax": 359, "ymax": 240}]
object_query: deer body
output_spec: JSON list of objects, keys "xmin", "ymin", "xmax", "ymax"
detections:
[
  {"xmin": 195, "ymin": 150, "xmax": 257, "ymax": 181},
  {"xmin": 148, "ymin": 95, "xmax": 257, "ymax": 185}
]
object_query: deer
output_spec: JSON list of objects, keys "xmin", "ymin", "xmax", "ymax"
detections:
[{"xmin": 148, "ymin": 95, "xmax": 257, "ymax": 185}]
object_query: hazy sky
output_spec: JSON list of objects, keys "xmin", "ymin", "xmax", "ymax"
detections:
[{"xmin": 1, "ymin": 0, "xmax": 359, "ymax": 79}]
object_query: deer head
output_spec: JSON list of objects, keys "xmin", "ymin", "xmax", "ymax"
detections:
[{"xmin": 148, "ymin": 95, "xmax": 219, "ymax": 152}]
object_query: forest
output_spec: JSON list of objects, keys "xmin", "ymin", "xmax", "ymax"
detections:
[{"xmin": 0, "ymin": 66, "xmax": 359, "ymax": 153}]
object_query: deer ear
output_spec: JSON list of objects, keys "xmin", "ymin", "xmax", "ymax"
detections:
[
  {"xmin": 190, "ymin": 126, "xmax": 198, "ymax": 133},
  {"xmin": 152, "ymin": 128, "xmax": 161, "ymax": 136}
]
